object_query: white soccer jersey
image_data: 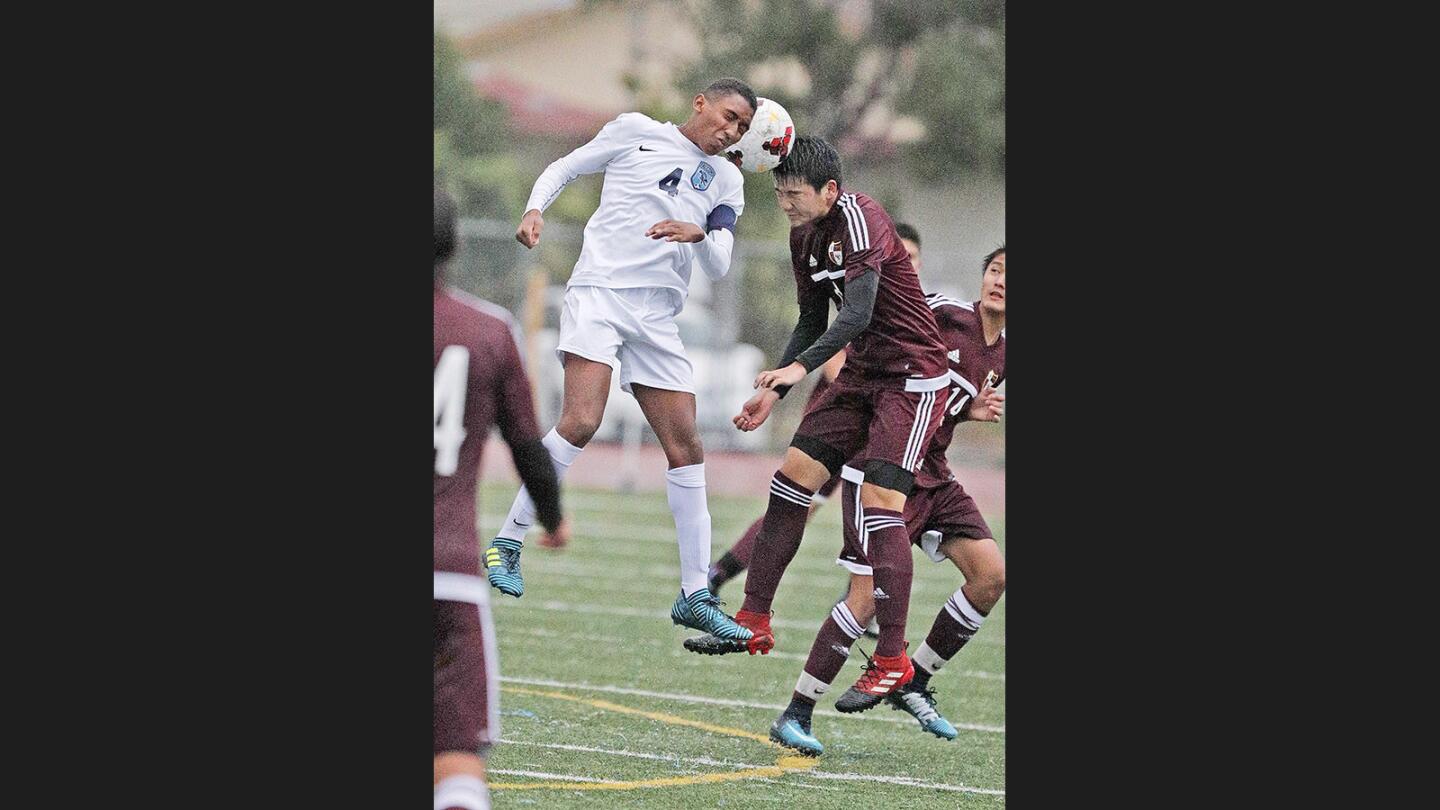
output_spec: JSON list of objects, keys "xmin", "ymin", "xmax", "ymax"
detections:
[{"xmin": 525, "ymin": 112, "xmax": 745, "ymax": 302}]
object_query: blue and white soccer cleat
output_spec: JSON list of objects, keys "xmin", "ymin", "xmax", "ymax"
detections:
[
  {"xmin": 485, "ymin": 538, "xmax": 524, "ymax": 598},
  {"xmin": 769, "ymin": 715, "xmax": 824, "ymax": 757},
  {"xmin": 670, "ymin": 588, "xmax": 755, "ymax": 643},
  {"xmin": 886, "ymin": 683, "xmax": 958, "ymax": 740}
]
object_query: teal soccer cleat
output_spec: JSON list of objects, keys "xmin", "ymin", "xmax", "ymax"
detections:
[
  {"xmin": 670, "ymin": 588, "xmax": 754, "ymax": 641},
  {"xmin": 485, "ymin": 538, "xmax": 524, "ymax": 598},
  {"xmin": 886, "ymin": 683, "xmax": 959, "ymax": 740},
  {"xmin": 769, "ymin": 716, "xmax": 824, "ymax": 757}
]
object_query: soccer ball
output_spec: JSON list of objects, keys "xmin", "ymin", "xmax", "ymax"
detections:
[{"xmin": 727, "ymin": 97, "xmax": 795, "ymax": 173}]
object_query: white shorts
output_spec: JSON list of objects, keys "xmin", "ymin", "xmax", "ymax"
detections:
[{"xmin": 556, "ymin": 285, "xmax": 694, "ymax": 394}]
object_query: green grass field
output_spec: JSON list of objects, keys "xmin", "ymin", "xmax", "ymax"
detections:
[{"xmin": 479, "ymin": 481, "xmax": 1005, "ymax": 808}]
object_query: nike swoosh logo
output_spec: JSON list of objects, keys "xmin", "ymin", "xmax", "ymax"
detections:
[
  {"xmin": 512, "ymin": 519, "xmax": 531, "ymax": 528},
  {"xmin": 638, "ymin": 145, "xmax": 656, "ymax": 151}
]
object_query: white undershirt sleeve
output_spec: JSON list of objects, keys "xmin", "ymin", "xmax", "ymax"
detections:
[
  {"xmin": 691, "ymin": 228, "xmax": 735, "ymax": 281},
  {"xmin": 688, "ymin": 227, "xmax": 737, "ymax": 281}
]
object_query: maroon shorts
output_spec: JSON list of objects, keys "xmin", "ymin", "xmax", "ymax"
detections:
[
  {"xmin": 434, "ymin": 590, "xmax": 499, "ymax": 755},
  {"xmin": 836, "ymin": 471, "xmax": 994, "ymax": 573},
  {"xmin": 793, "ymin": 380, "xmax": 945, "ymax": 487}
]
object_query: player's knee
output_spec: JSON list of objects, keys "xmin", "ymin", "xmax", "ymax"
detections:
[
  {"xmin": 974, "ymin": 560, "xmax": 1006, "ymax": 610},
  {"xmin": 557, "ymin": 414, "xmax": 601, "ymax": 447},
  {"xmin": 664, "ymin": 434, "xmax": 705, "ymax": 467}
]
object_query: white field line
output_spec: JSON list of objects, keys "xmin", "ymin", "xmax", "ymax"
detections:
[
  {"xmin": 488, "ymin": 768, "xmax": 621, "ymax": 783},
  {"xmin": 755, "ymin": 777, "xmax": 844, "ymax": 792},
  {"xmin": 500, "ymin": 675, "xmax": 1005, "ymax": 734},
  {"xmin": 481, "ymin": 511, "xmax": 1002, "ymax": 557},
  {"xmin": 494, "ymin": 598, "xmax": 1005, "ymax": 647},
  {"xmin": 498, "ymin": 739, "xmax": 768, "ymax": 770},
  {"xmin": 807, "ymin": 771, "xmax": 1005, "ymax": 796},
  {"xmin": 493, "ymin": 740, "xmax": 996, "ymax": 795},
  {"xmin": 513, "ymin": 558, "xmax": 968, "ymax": 600},
  {"xmin": 499, "ymin": 625, "xmax": 1005, "ymax": 682}
]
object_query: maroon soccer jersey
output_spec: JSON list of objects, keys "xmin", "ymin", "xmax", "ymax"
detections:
[
  {"xmin": 434, "ymin": 285, "xmax": 543, "ymax": 577},
  {"xmin": 789, "ymin": 191, "xmax": 948, "ymax": 391},
  {"xmin": 914, "ymin": 295, "xmax": 1007, "ymax": 488}
]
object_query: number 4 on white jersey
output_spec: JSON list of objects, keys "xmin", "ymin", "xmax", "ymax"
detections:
[{"xmin": 433, "ymin": 345, "xmax": 469, "ymax": 476}]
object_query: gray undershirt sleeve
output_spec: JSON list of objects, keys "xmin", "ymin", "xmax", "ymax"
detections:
[{"xmin": 793, "ymin": 270, "xmax": 877, "ymax": 373}]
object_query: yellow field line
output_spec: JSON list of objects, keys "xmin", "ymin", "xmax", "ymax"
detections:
[{"xmin": 490, "ymin": 685, "xmax": 818, "ymax": 791}]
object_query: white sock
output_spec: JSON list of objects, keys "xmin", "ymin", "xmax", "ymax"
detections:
[
  {"xmin": 433, "ymin": 774, "xmax": 489, "ymax": 810},
  {"xmin": 913, "ymin": 640, "xmax": 948, "ymax": 674},
  {"xmin": 666, "ymin": 463, "xmax": 711, "ymax": 596},
  {"xmin": 494, "ymin": 428, "xmax": 583, "ymax": 541}
]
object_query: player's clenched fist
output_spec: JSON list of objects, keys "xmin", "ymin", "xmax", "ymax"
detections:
[{"xmin": 516, "ymin": 209, "xmax": 544, "ymax": 248}]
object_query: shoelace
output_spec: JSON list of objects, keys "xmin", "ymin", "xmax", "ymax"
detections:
[
  {"xmin": 852, "ymin": 645, "xmax": 907, "ymax": 694},
  {"xmin": 493, "ymin": 546, "xmax": 520, "ymax": 570},
  {"xmin": 896, "ymin": 687, "xmax": 942, "ymax": 723}
]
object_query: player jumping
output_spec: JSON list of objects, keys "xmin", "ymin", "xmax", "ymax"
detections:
[
  {"xmin": 770, "ymin": 247, "xmax": 1007, "ymax": 755},
  {"xmin": 489, "ymin": 78, "xmax": 759, "ymax": 647},
  {"xmin": 688, "ymin": 137, "xmax": 948, "ymax": 671}
]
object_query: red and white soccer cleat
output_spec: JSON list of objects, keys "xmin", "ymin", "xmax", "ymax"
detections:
[{"xmin": 834, "ymin": 648, "xmax": 915, "ymax": 713}]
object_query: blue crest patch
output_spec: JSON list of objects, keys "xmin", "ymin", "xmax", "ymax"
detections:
[{"xmin": 690, "ymin": 161, "xmax": 715, "ymax": 191}]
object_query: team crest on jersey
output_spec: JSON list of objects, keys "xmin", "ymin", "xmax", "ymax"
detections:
[
  {"xmin": 690, "ymin": 161, "xmax": 715, "ymax": 191},
  {"xmin": 828, "ymin": 240, "xmax": 843, "ymax": 265},
  {"xmin": 984, "ymin": 370, "xmax": 999, "ymax": 389}
]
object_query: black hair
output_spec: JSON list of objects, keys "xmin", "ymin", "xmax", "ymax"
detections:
[
  {"xmin": 895, "ymin": 222, "xmax": 921, "ymax": 246},
  {"xmin": 435, "ymin": 185, "xmax": 457, "ymax": 271},
  {"xmin": 982, "ymin": 243, "xmax": 1006, "ymax": 274},
  {"xmin": 702, "ymin": 77, "xmax": 757, "ymax": 114},
  {"xmin": 772, "ymin": 136, "xmax": 842, "ymax": 193}
]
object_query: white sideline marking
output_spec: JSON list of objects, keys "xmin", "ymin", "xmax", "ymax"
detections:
[
  {"xmin": 808, "ymin": 771, "xmax": 1005, "ymax": 796},
  {"xmin": 756, "ymin": 777, "xmax": 844, "ymax": 792},
  {"xmin": 516, "ymin": 558, "xmax": 967, "ymax": 600},
  {"xmin": 495, "ymin": 598, "xmax": 1006, "ymax": 648},
  {"xmin": 498, "ymin": 625, "xmax": 1005, "ymax": 681},
  {"xmin": 488, "ymin": 768, "xmax": 621, "ymax": 784},
  {"xmin": 496, "ymin": 740, "xmax": 992, "ymax": 795},
  {"xmin": 500, "ymin": 675, "xmax": 1005, "ymax": 734},
  {"xmin": 499, "ymin": 739, "xmax": 768, "ymax": 770}
]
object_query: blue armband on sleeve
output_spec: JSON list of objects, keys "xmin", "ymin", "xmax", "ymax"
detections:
[{"xmin": 706, "ymin": 204, "xmax": 737, "ymax": 233}]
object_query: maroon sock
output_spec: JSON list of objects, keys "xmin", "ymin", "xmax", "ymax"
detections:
[
  {"xmin": 863, "ymin": 507, "xmax": 913, "ymax": 658},
  {"xmin": 729, "ymin": 516, "xmax": 763, "ymax": 569},
  {"xmin": 741, "ymin": 471, "xmax": 815, "ymax": 615},
  {"xmin": 792, "ymin": 601, "xmax": 867, "ymax": 707},
  {"xmin": 923, "ymin": 585, "xmax": 987, "ymax": 661}
]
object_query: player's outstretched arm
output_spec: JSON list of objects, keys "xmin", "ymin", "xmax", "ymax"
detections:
[{"xmin": 519, "ymin": 114, "xmax": 634, "ymax": 247}]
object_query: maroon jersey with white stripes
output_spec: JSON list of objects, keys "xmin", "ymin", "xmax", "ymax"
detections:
[
  {"xmin": 789, "ymin": 191, "xmax": 947, "ymax": 391},
  {"xmin": 914, "ymin": 295, "xmax": 1006, "ymax": 488},
  {"xmin": 434, "ymin": 284, "xmax": 543, "ymax": 577}
]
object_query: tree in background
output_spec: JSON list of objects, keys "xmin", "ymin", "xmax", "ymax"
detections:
[
  {"xmin": 670, "ymin": 0, "xmax": 1004, "ymax": 179},
  {"xmin": 434, "ymin": 30, "xmax": 530, "ymax": 218}
]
